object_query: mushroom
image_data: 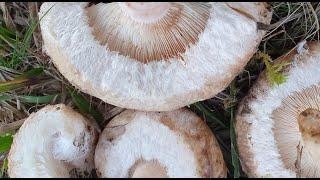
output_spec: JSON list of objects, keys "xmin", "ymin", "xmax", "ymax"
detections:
[
  {"xmin": 235, "ymin": 41, "xmax": 320, "ymax": 178},
  {"xmin": 8, "ymin": 104, "xmax": 98, "ymax": 178},
  {"xmin": 94, "ymin": 108, "xmax": 227, "ymax": 178},
  {"xmin": 39, "ymin": 2, "xmax": 272, "ymax": 111}
]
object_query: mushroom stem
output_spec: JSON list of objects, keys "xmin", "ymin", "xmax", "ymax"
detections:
[
  {"xmin": 119, "ymin": 2, "xmax": 171, "ymax": 23},
  {"xmin": 130, "ymin": 160, "xmax": 169, "ymax": 178},
  {"xmin": 298, "ymin": 108, "xmax": 320, "ymax": 137}
]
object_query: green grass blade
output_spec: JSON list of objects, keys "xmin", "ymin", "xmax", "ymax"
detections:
[
  {"xmin": 0, "ymin": 157, "xmax": 8, "ymax": 178},
  {"xmin": 0, "ymin": 25, "xmax": 18, "ymax": 47},
  {"xmin": 0, "ymin": 94, "xmax": 12, "ymax": 101},
  {"xmin": 192, "ymin": 102, "xmax": 227, "ymax": 128},
  {"xmin": 230, "ymin": 109, "xmax": 240, "ymax": 178},
  {"xmin": 10, "ymin": 19, "xmax": 37, "ymax": 68},
  {"xmin": 0, "ymin": 68, "xmax": 44, "ymax": 93},
  {"xmin": 19, "ymin": 20, "xmax": 37, "ymax": 58},
  {"xmin": 229, "ymin": 81, "xmax": 241, "ymax": 178},
  {"xmin": 67, "ymin": 87, "xmax": 104, "ymax": 125},
  {"xmin": 0, "ymin": 133, "xmax": 13, "ymax": 153},
  {"xmin": 0, "ymin": 26, "xmax": 17, "ymax": 38},
  {"xmin": 0, "ymin": 78, "xmax": 39, "ymax": 93},
  {"xmin": 0, "ymin": 93, "xmax": 60, "ymax": 104},
  {"xmin": 15, "ymin": 67, "xmax": 43, "ymax": 80},
  {"xmin": 4, "ymin": 4, "xmax": 55, "ymax": 69},
  {"xmin": 19, "ymin": 3, "xmax": 55, "ymax": 58},
  {"xmin": 0, "ymin": 33, "xmax": 16, "ymax": 48},
  {"xmin": 18, "ymin": 94, "xmax": 60, "ymax": 104}
]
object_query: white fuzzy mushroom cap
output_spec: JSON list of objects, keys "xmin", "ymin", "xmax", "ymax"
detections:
[
  {"xmin": 236, "ymin": 41, "xmax": 320, "ymax": 178},
  {"xmin": 95, "ymin": 108, "xmax": 227, "ymax": 178},
  {"xmin": 8, "ymin": 104, "xmax": 98, "ymax": 178},
  {"xmin": 39, "ymin": 2, "xmax": 272, "ymax": 111}
]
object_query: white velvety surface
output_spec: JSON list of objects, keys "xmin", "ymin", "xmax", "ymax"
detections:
[
  {"xmin": 96, "ymin": 110, "xmax": 198, "ymax": 177},
  {"xmin": 8, "ymin": 104, "xmax": 96, "ymax": 178},
  {"xmin": 95, "ymin": 109, "xmax": 227, "ymax": 178}
]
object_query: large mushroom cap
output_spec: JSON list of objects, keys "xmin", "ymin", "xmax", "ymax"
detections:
[
  {"xmin": 8, "ymin": 104, "xmax": 98, "ymax": 178},
  {"xmin": 95, "ymin": 108, "xmax": 227, "ymax": 178},
  {"xmin": 235, "ymin": 41, "xmax": 320, "ymax": 177},
  {"xmin": 39, "ymin": 2, "xmax": 272, "ymax": 111}
]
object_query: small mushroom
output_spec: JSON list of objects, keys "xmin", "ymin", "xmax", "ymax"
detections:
[
  {"xmin": 235, "ymin": 41, "xmax": 320, "ymax": 177},
  {"xmin": 95, "ymin": 108, "xmax": 227, "ymax": 178},
  {"xmin": 39, "ymin": 2, "xmax": 272, "ymax": 111},
  {"xmin": 8, "ymin": 104, "xmax": 98, "ymax": 178}
]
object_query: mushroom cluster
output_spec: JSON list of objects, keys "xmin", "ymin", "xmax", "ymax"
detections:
[
  {"xmin": 7, "ymin": 105, "xmax": 227, "ymax": 178},
  {"xmin": 39, "ymin": 2, "xmax": 272, "ymax": 111},
  {"xmin": 8, "ymin": 104, "xmax": 98, "ymax": 178},
  {"xmin": 5, "ymin": 2, "xmax": 280, "ymax": 178},
  {"xmin": 235, "ymin": 41, "xmax": 320, "ymax": 178}
]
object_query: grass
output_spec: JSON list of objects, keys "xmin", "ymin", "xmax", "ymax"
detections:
[{"xmin": 0, "ymin": 2, "xmax": 319, "ymax": 178}]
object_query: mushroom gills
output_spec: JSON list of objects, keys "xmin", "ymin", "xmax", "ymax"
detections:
[
  {"xmin": 86, "ymin": 2, "xmax": 211, "ymax": 63},
  {"xmin": 272, "ymin": 85, "xmax": 320, "ymax": 176},
  {"xmin": 40, "ymin": 2, "xmax": 272, "ymax": 111},
  {"xmin": 235, "ymin": 41, "xmax": 320, "ymax": 178}
]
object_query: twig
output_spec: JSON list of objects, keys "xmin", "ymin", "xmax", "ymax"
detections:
[
  {"xmin": 0, "ymin": 2, "xmax": 17, "ymax": 30},
  {"xmin": 0, "ymin": 119, "xmax": 25, "ymax": 134},
  {"xmin": 264, "ymin": 4, "xmax": 303, "ymax": 37},
  {"xmin": 28, "ymin": 2, "xmax": 42, "ymax": 49},
  {"xmin": 305, "ymin": 3, "xmax": 320, "ymax": 40},
  {"xmin": 295, "ymin": 142, "xmax": 303, "ymax": 178}
]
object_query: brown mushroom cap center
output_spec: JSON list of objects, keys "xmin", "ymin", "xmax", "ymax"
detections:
[
  {"xmin": 298, "ymin": 108, "xmax": 320, "ymax": 158},
  {"xmin": 128, "ymin": 159, "xmax": 168, "ymax": 178},
  {"xmin": 298, "ymin": 108, "xmax": 320, "ymax": 136},
  {"xmin": 86, "ymin": 2, "xmax": 211, "ymax": 63}
]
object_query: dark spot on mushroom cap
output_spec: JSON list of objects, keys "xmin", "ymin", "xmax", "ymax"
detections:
[
  {"xmin": 301, "ymin": 111, "xmax": 308, "ymax": 117},
  {"xmin": 105, "ymin": 125, "xmax": 126, "ymax": 142},
  {"xmin": 86, "ymin": 125, "xmax": 92, "ymax": 131},
  {"xmin": 239, "ymin": 94, "xmax": 257, "ymax": 115},
  {"xmin": 96, "ymin": 169, "xmax": 102, "ymax": 177},
  {"xmin": 73, "ymin": 132, "xmax": 86, "ymax": 147},
  {"xmin": 52, "ymin": 131, "xmax": 61, "ymax": 138},
  {"xmin": 87, "ymin": 1, "xmax": 102, "ymax": 7}
]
